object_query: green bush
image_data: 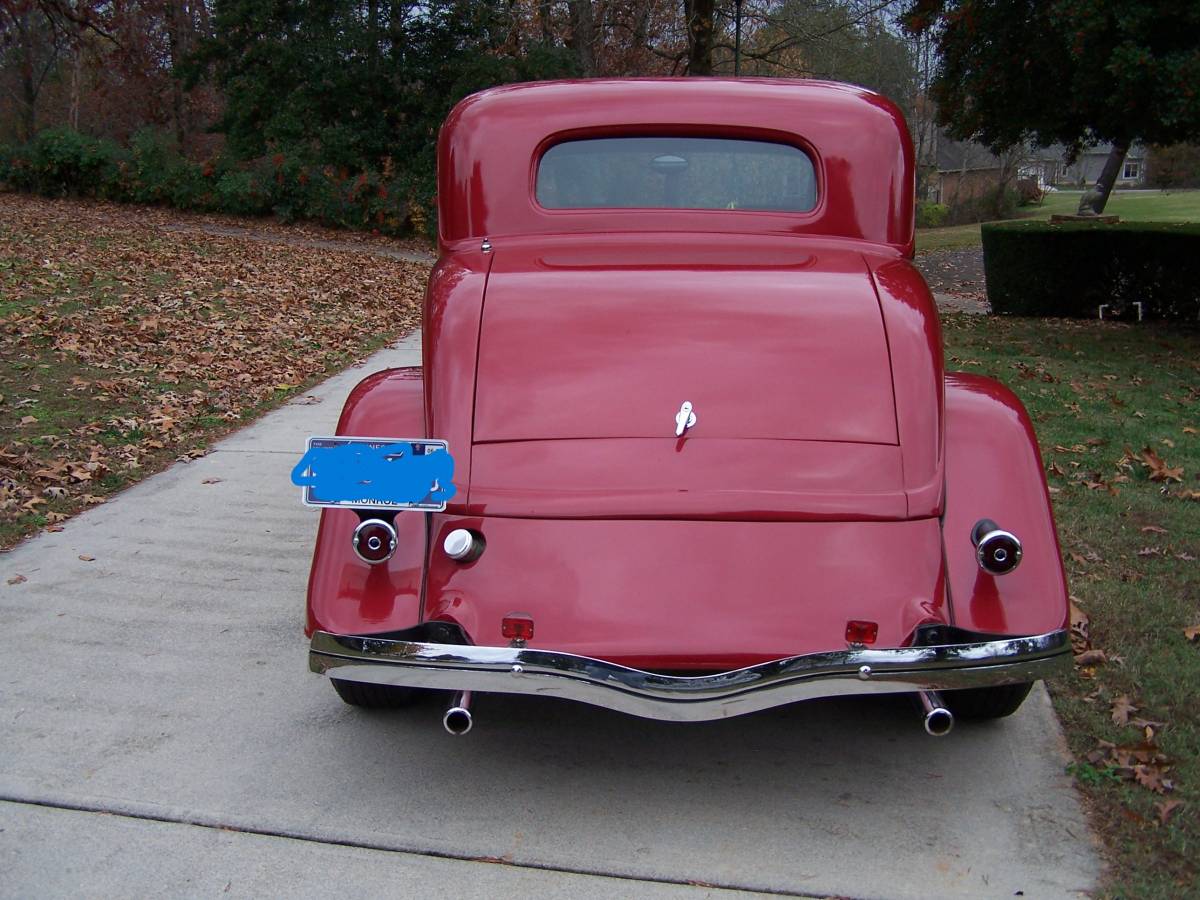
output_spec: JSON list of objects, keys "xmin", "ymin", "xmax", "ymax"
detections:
[
  {"xmin": 982, "ymin": 220, "xmax": 1200, "ymax": 319},
  {"xmin": 946, "ymin": 186, "xmax": 1021, "ymax": 225},
  {"xmin": 0, "ymin": 128, "xmax": 433, "ymax": 237},
  {"xmin": 1, "ymin": 128, "xmax": 127, "ymax": 197},
  {"xmin": 916, "ymin": 201, "xmax": 949, "ymax": 228}
]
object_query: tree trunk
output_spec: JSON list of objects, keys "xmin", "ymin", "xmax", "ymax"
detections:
[
  {"xmin": 1076, "ymin": 140, "xmax": 1130, "ymax": 215},
  {"xmin": 684, "ymin": 0, "xmax": 715, "ymax": 76},
  {"xmin": 69, "ymin": 39, "xmax": 81, "ymax": 131},
  {"xmin": 566, "ymin": 0, "xmax": 597, "ymax": 77},
  {"xmin": 16, "ymin": 9, "xmax": 38, "ymax": 141}
]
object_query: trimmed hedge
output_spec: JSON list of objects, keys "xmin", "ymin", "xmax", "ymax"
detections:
[
  {"xmin": 0, "ymin": 127, "xmax": 436, "ymax": 238},
  {"xmin": 982, "ymin": 220, "xmax": 1200, "ymax": 320}
]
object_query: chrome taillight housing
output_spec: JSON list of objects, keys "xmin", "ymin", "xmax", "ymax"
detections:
[{"xmin": 352, "ymin": 518, "xmax": 397, "ymax": 564}]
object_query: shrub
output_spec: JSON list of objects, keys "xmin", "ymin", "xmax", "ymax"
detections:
[
  {"xmin": 1016, "ymin": 178, "xmax": 1044, "ymax": 205},
  {"xmin": 944, "ymin": 186, "xmax": 1021, "ymax": 225},
  {"xmin": 2, "ymin": 128, "xmax": 126, "ymax": 197},
  {"xmin": 982, "ymin": 220, "xmax": 1200, "ymax": 319},
  {"xmin": 0, "ymin": 128, "xmax": 435, "ymax": 238},
  {"xmin": 915, "ymin": 201, "xmax": 949, "ymax": 228}
]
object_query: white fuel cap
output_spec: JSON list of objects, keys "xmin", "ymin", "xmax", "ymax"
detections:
[{"xmin": 444, "ymin": 528, "xmax": 481, "ymax": 561}]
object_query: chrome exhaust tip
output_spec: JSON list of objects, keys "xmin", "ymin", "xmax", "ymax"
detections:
[
  {"xmin": 971, "ymin": 518, "xmax": 1022, "ymax": 576},
  {"xmin": 443, "ymin": 691, "xmax": 473, "ymax": 736},
  {"xmin": 918, "ymin": 690, "xmax": 955, "ymax": 737}
]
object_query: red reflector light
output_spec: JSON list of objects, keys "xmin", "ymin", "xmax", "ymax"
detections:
[
  {"xmin": 845, "ymin": 620, "xmax": 878, "ymax": 645},
  {"xmin": 501, "ymin": 613, "xmax": 535, "ymax": 641}
]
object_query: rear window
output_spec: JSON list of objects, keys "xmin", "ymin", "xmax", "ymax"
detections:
[{"xmin": 536, "ymin": 137, "xmax": 817, "ymax": 212}]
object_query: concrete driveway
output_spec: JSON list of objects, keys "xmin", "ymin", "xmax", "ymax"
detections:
[{"xmin": 1, "ymin": 334, "xmax": 1099, "ymax": 899}]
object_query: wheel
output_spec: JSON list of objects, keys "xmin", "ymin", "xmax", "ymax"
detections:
[
  {"xmin": 330, "ymin": 678, "xmax": 424, "ymax": 709},
  {"xmin": 943, "ymin": 682, "xmax": 1034, "ymax": 720}
]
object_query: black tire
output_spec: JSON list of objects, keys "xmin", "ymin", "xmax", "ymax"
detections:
[
  {"xmin": 331, "ymin": 678, "xmax": 424, "ymax": 709},
  {"xmin": 943, "ymin": 682, "xmax": 1034, "ymax": 720}
]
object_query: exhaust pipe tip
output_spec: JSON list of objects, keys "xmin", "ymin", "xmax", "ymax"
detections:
[
  {"xmin": 924, "ymin": 707, "xmax": 955, "ymax": 737},
  {"xmin": 443, "ymin": 690, "xmax": 473, "ymax": 736},
  {"xmin": 917, "ymin": 690, "xmax": 955, "ymax": 737},
  {"xmin": 443, "ymin": 707, "xmax": 473, "ymax": 735}
]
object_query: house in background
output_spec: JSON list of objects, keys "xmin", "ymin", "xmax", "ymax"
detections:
[
  {"xmin": 925, "ymin": 133, "xmax": 1008, "ymax": 205},
  {"xmin": 926, "ymin": 131, "xmax": 1149, "ymax": 204},
  {"xmin": 1019, "ymin": 143, "xmax": 1147, "ymax": 189},
  {"xmin": 1058, "ymin": 143, "xmax": 1147, "ymax": 187}
]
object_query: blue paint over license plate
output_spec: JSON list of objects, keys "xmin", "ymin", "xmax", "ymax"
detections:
[{"xmin": 291, "ymin": 436, "xmax": 456, "ymax": 511}]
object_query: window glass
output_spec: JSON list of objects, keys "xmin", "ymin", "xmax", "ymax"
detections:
[{"xmin": 536, "ymin": 137, "xmax": 817, "ymax": 212}]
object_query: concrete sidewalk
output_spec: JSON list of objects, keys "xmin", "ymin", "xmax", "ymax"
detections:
[{"xmin": 0, "ymin": 333, "xmax": 1099, "ymax": 899}]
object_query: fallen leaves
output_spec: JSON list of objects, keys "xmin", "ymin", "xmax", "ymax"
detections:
[
  {"xmin": 1069, "ymin": 597, "xmax": 1091, "ymax": 656},
  {"xmin": 1185, "ymin": 624, "xmax": 1200, "ymax": 643},
  {"xmin": 0, "ymin": 194, "xmax": 427, "ymax": 545},
  {"xmin": 1087, "ymin": 733, "xmax": 1176, "ymax": 795},
  {"xmin": 6, "ymin": 573, "xmax": 26, "ymax": 585},
  {"xmin": 1156, "ymin": 799, "xmax": 1184, "ymax": 826},
  {"xmin": 77, "ymin": 554, "xmax": 94, "ymax": 562},
  {"xmin": 1111, "ymin": 695, "xmax": 1137, "ymax": 726},
  {"xmin": 1123, "ymin": 445, "xmax": 1185, "ymax": 483}
]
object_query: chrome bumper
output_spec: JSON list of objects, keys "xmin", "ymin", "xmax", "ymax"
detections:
[{"xmin": 310, "ymin": 628, "xmax": 1071, "ymax": 722}]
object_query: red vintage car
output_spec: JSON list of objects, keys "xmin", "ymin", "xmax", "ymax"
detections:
[{"xmin": 301, "ymin": 79, "xmax": 1071, "ymax": 737}]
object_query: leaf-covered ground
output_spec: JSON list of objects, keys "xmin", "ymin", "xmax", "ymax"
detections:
[
  {"xmin": 943, "ymin": 313, "xmax": 1200, "ymax": 897},
  {"xmin": 0, "ymin": 193, "xmax": 427, "ymax": 547}
]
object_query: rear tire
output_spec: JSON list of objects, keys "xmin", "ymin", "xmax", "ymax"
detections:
[
  {"xmin": 331, "ymin": 679, "xmax": 424, "ymax": 709},
  {"xmin": 943, "ymin": 682, "xmax": 1034, "ymax": 720}
]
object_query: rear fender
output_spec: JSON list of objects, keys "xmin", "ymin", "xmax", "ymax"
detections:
[
  {"xmin": 943, "ymin": 373, "xmax": 1068, "ymax": 636},
  {"xmin": 305, "ymin": 367, "xmax": 429, "ymax": 637}
]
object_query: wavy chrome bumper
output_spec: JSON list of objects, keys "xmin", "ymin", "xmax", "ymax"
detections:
[{"xmin": 309, "ymin": 629, "xmax": 1071, "ymax": 722}]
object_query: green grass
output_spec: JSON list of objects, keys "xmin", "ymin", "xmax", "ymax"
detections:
[
  {"xmin": 916, "ymin": 189, "xmax": 1200, "ymax": 254},
  {"xmin": 943, "ymin": 313, "xmax": 1200, "ymax": 897}
]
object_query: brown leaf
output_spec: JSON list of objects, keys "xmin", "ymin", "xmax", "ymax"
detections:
[
  {"xmin": 1069, "ymin": 598, "xmax": 1091, "ymax": 655},
  {"xmin": 1184, "ymin": 624, "xmax": 1200, "ymax": 643},
  {"xmin": 7, "ymin": 574, "xmax": 27, "ymax": 585},
  {"xmin": 1136, "ymin": 446, "xmax": 1184, "ymax": 483},
  {"xmin": 1139, "ymin": 525, "xmax": 1168, "ymax": 534},
  {"xmin": 201, "ymin": 478, "xmax": 223, "ymax": 485},
  {"xmin": 77, "ymin": 554, "xmax": 95, "ymax": 562},
  {"xmin": 19, "ymin": 415, "xmax": 38, "ymax": 426},
  {"xmin": 1134, "ymin": 766, "xmax": 1173, "ymax": 794},
  {"xmin": 1075, "ymin": 649, "xmax": 1107, "ymax": 666},
  {"xmin": 1111, "ymin": 695, "xmax": 1137, "ymax": 726},
  {"xmin": 1156, "ymin": 799, "xmax": 1184, "ymax": 826}
]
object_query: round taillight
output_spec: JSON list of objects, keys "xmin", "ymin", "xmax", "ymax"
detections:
[
  {"xmin": 971, "ymin": 518, "xmax": 1022, "ymax": 576},
  {"xmin": 353, "ymin": 518, "xmax": 397, "ymax": 564}
]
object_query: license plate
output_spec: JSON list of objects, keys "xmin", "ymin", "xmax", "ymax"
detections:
[{"xmin": 291, "ymin": 436, "xmax": 456, "ymax": 511}]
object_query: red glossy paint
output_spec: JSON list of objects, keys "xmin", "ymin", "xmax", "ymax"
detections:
[
  {"xmin": 423, "ymin": 514, "xmax": 947, "ymax": 668},
  {"xmin": 942, "ymin": 374, "xmax": 1069, "ymax": 636},
  {"xmin": 303, "ymin": 79, "xmax": 1068, "ymax": 668},
  {"xmin": 437, "ymin": 79, "xmax": 915, "ymax": 256},
  {"xmin": 474, "ymin": 236, "xmax": 896, "ymax": 444}
]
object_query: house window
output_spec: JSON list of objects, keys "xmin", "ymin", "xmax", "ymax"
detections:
[{"xmin": 1123, "ymin": 160, "xmax": 1141, "ymax": 180}]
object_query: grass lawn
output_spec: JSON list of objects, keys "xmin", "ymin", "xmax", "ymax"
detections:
[
  {"xmin": 943, "ymin": 313, "xmax": 1200, "ymax": 897},
  {"xmin": 0, "ymin": 193, "xmax": 426, "ymax": 547},
  {"xmin": 916, "ymin": 189, "xmax": 1200, "ymax": 254}
]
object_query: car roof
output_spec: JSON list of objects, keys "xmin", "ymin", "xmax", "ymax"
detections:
[{"xmin": 437, "ymin": 78, "xmax": 915, "ymax": 255}]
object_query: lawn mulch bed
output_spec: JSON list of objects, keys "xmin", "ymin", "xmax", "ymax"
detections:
[
  {"xmin": 0, "ymin": 193, "xmax": 427, "ymax": 547},
  {"xmin": 912, "ymin": 247, "xmax": 986, "ymax": 298}
]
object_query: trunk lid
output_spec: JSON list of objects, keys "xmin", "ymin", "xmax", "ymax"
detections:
[{"xmin": 473, "ymin": 238, "xmax": 898, "ymax": 445}]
